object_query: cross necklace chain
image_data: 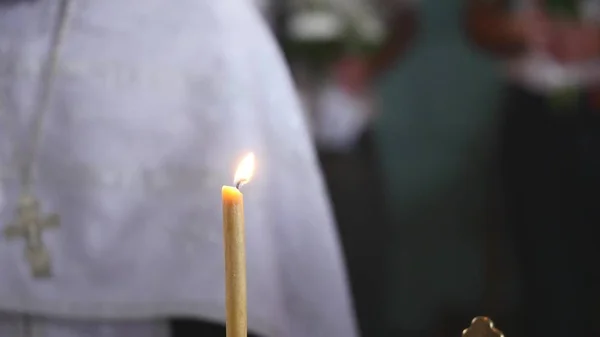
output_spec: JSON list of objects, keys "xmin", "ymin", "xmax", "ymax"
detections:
[{"xmin": 2, "ymin": 0, "xmax": 74, "ymax": 278}]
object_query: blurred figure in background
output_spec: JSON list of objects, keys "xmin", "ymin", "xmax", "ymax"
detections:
[
  {"xmin": 276, "ymin": 0, "xmax": 420, "ymax": 335},
  {"xmin": 0, "ymin": 0, "xmax": 358, "ymax": 336},
  {"xmin": 465, "ymin": 0, "xmax": 600, "ymax": 336},
  {"xmin": 322, "ymin": 1, "xmax": 419, "ymax": 336}
]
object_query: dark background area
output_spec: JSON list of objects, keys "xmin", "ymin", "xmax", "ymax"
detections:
[{"xmin": 271, "ymin": 0, "xmax": 519, "ymax": 336}]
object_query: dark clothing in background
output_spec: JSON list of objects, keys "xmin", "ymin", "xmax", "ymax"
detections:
[
  {"xmin": 500, "ymin": 86, "xmax": 600, "ymax": 337},
  {"xmin": 318, "ymin": 130, "xmax": 389, "ymax": 337}
]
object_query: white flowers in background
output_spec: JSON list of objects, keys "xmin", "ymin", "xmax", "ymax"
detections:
[
  {"xmin": 287, "ymin": 10, "xmax": 345, "ymax": 42},
  {"xmin": 286, "ymin": 0, "xmax": 345, "ymax": 42},
  {"xmin": 285, "ymin": 0, "xmax": 386, "ymax": 65}
]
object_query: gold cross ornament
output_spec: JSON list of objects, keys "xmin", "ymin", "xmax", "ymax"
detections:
[
  {"xmin": 3, "ymin": 194, "xmax": 60, "ymax": 278},
  {"xmin": 462, "ymin": 317, "xmax": 504, "ymax": 337}
]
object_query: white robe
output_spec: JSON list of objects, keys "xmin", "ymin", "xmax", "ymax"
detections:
[{"xmin": 0, "ymin": 0, "xmax": 358, "ymax": 336}]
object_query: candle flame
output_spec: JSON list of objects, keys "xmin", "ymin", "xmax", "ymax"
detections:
[{"xmin": 234, "ymin": 153, "xmax": 255, "ymax": 188}]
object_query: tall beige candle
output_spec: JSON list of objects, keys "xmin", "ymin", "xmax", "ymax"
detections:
[{"xmin": 222, "ymin": 153, "xmax": 254, "ymax": 337}]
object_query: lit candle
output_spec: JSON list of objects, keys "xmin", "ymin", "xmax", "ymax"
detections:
[{"xmin": 222, "ymin": 153, "xmax": 255, "ymax": 337}]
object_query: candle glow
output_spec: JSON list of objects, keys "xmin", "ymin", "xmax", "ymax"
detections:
[{"xmin": 233, "ymin": 153, "xmax": 255, "ymax": 188}]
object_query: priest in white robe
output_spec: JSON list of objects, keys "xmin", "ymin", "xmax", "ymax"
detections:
[{"xmin": 0, "ymin": 0, "xmax": 358, "ymax": 336}]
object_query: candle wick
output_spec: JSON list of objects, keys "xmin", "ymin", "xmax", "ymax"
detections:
[{"xmin": 235, "ymin": 180, "xmax": 246, "ymax": 190}]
